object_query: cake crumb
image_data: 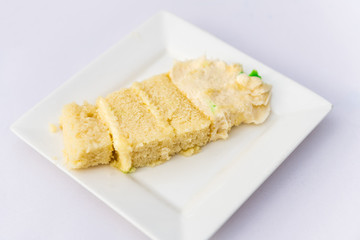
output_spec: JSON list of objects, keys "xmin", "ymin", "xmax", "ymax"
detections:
[
  {"xmin": 180, "ymin": 146, "xmax": 200, "ymax": 157},
  {"xmin": 49, "ymin": 123, "xmax": 58, "ymax": 133}
]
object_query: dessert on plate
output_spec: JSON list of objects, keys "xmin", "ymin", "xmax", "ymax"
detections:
[{"xmin": 59, "ymin": 57, "xmax": 272, "ymax": 173}]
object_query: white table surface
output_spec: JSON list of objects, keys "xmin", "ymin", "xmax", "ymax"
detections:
[{"xmin": 1, "ymin": 0, "xmax": 360, "ymax": 239}]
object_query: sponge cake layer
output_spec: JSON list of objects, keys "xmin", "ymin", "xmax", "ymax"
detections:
[
  {"xmin": 97, "ymin": 88, "xmax": 175, "ymax": 173},
  {"xmin": 133, "ymin": 74, "xmax": 211, "ymax": 154},
  {"xmin": 60, "ymin": 102, "xmax": 113, "ymax": 168}
]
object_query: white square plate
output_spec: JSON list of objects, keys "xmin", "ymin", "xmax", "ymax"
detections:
[{"xmin": 11, "ymin": 11, "xmax": 331, "ymax": 240}]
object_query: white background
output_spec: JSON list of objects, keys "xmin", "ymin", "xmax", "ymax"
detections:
[{"xmin": 1, "ymin": 0, "xmax": 360, "ymax": 239}]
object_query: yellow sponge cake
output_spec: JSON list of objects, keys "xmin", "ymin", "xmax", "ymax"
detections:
[
  {"xmin": 60, "ymin": 102, "xmax": 113, "ymax": 168},
  {"xmin": 96, "ymin": 88, "xmax": 175, "ymax": 173},
  {"xmin": 133, "ymin": 74, "xmax": 211, "ymax": 154},
  {"xmin": 59, "ymin": 57, "xmax": 272, "ymax": 172}
]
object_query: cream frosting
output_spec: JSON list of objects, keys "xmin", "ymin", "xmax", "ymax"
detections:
[{"xmin": 170, "ymin": 57, "xmax": 271, "ymax": 141}]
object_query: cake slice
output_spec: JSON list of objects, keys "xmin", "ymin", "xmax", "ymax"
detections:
[
  {"xmin": 132, "ymin": 74, "xmax": 211, "ymax": 155},
  {"xmin": 170, "ymin": 57, "xmax": 271, "ymax": 141},
  {"xmin": 96, "ymin": 88, "xmax": 175, "ymax": 173},
  {"xmin": 60, "ymin": 102, "xmax": 113, "ymax": 169}
]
